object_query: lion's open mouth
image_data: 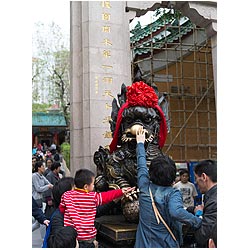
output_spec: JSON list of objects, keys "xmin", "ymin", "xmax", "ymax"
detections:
[{"xmin": 121, "ymin": 125, "xmax": 154, "ymax": 143}]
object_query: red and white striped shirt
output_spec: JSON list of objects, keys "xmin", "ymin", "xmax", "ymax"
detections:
[{"xmin": 59, "ymin": 188, "xmax": 123, "ymax": 241}]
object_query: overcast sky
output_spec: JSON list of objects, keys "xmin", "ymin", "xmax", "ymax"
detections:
[
  {"xmin": 31, "ymin": 0, "xmax": 158, "ymax": 34},
  {"xmin": 32, "ymin": 0, "xmax": 70, "ymax": 35}
]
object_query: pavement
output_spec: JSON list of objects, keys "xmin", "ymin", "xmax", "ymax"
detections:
[
  {"xmin": 32, "ymin": 214, "xmax": 46, "ymax": 248},
  {"xmin": 32, "ymin": 227, "xmax": 44, "ymax": 248}
]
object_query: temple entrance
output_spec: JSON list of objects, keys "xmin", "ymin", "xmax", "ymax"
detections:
[
  {"xmin": 32, "ymin": 112, "xmax": 67, "ymax": 148},
  {"xmin": 38, "ymin": 132, "xmax": 53, "ymax": 147},
  {"xmin": 40, "ymin": 139, "xmax": 51, "ymax": 147}
]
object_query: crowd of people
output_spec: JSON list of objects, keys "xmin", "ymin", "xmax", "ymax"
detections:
[{"xmin": 32, "ymin": 137, "xmax": 217, "ymax": 248}]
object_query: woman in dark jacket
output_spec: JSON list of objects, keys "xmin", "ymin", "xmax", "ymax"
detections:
[
  {"xmin": 44, "ymin": 162, "xmax": 62, "ymax": 219},
  {"xmin": 45, "ymin": 177, "xmax": 74, "ymax": 247}
]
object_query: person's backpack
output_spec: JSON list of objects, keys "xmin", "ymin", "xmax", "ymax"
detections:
[{"xmin": 42, "ymin": 209, "xmax": 60, "ymax": 248}]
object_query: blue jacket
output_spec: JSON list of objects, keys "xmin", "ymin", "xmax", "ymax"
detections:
[{"xmin": 134, "ymin": 143, "xmax": 202, "ymax": 248}]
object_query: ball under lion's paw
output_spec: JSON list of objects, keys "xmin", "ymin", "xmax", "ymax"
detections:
[{"xmin": 122, "ymin": 200, "xmax": 139, "ymax": 223}]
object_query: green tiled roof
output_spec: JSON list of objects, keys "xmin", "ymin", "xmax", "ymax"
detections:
[
  {"xmin": 130, "ymin": 13, "xmax": 194, "ymax": 56},
  {"xmin": 32, "ymin": 112, "xmax": 67, "ymax": 127},
  {"xmin": 130, "ymin": 12, "xmax": 177, "ymax": 43}
]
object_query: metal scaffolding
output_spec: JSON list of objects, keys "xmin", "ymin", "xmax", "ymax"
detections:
[{"xmin": 131, "ymin": 14, "xmax": 216, "ymax": 161}]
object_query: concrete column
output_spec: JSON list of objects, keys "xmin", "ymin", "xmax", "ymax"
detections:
[{"xmin": 70, "ymin": 1, "xmax": 133, "ymax": 175}]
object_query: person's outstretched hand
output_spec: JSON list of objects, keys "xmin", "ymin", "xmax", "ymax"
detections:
[
  {"xmin": 121, "ymin": 186, "xmax": 136, "ymax": 195},
  {"xmin": 136, "ymin": 126, "xmax": 146, "ymax": 144},
  {"xmin": 43, "ymin": 219, "xmax": 50, "ymax": 227}
]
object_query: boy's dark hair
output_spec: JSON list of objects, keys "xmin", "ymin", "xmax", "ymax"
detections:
[
  {"xmin": 149, "ymin": 155, "xmax": 176, "ymax": 186},
  {"xmin": 194, "ymin": 160, "xmax": 217, "ymax": 182},
  {"xmin": 51, "ymin": 161, "xmax": 61, "ymax": 171},
  {"xmin": 179, "ymin": 168, "xmax": 189, "ymax": 176},
  {"xmin": 34, "ymin": 161, "xmax": 44, "ymax": 172},
  {"xmin": 74, "ymin": 169, "xmax": 95, "ymax": 188},
  {"xmin": 52, "ymin": 177, "xmax": 74, "ymax": 208},
  {"xmin": 48, "ymin": 226, "xmax": 77, "ymax": 248}
]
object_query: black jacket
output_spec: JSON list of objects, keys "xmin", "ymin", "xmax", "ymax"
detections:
[
  {"xmin": 187, "ymin": 184, "xmax": 217, "ymax": 247},
  {"xmin": 32, "ymin": 197, "xmax": 46, "ymax": 224},
  {"xmin": 45, "ymin": 172, "xmax": 60, "ymax": 196},
  {"xmin": 49, "ymin": 209, "xmax": 63, "ymax": 236}
]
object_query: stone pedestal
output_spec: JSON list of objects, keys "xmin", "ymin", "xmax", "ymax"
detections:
[{"xmin": 95, "ymin": 215, "xmax": 137, "ymax": 247}]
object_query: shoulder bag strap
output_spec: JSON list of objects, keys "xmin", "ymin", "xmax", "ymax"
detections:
[
  {"xmin": 42, "ymin": 209, "xmax": 60, "ymax": 248},
  {"xmin": 149, "ymin": 187, "xmax": 177, "ymax": 242}
]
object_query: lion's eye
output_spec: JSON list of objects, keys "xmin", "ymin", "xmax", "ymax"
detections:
[
  {"xmin": 144, "ymin": 117, "xmax": 152, "ymax": 123},
  {"xmin": 125, "ymin": 117, "xmax": 133, "ymax": 123}
]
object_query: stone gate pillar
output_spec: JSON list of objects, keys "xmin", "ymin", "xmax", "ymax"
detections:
[{"xmin": 70, "ymin": 1, "xmax": 134, "ymax": 175}]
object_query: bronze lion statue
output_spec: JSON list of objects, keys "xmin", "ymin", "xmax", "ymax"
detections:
[{"xmin": 94, "ymin": 81, "xmax": 170, "ymax": 222}]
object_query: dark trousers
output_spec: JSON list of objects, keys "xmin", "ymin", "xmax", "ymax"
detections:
[{"xmin": 78, "ymin": 241, "xmax": 95, "ymax": 248}]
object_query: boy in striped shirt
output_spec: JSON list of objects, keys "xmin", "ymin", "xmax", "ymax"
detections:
[{"xmin": 59, "ymin": 168, "xmax": 135, "ymax": 248}]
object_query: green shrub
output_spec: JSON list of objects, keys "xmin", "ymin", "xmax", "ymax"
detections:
[{"xmin": 61, "ymin": 142, "xmax": 70, "ymax": 170}]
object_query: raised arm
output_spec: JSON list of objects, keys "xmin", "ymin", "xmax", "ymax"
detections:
[{"xmin": 136, "ymin": 127, "xmax": 150, "ymax": 189}]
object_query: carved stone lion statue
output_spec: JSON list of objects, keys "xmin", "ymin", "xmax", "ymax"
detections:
[{"xmin": 94, "ymin": 81, "xmax": 170, "ymax": 222}]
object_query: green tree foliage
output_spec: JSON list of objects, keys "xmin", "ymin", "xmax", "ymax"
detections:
[
  {"xmin": 32, "ymin": 103, "xmax": 51, "ymax": 112},
  {"xmin": 61, "ymin": 142, "xmax": 70, "ymax": 170},
  {"xmin": 32, "ymin": 21, "xmax": 70, "ymax": 125}
]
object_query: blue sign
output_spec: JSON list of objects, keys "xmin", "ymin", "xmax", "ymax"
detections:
[{"xmin": 188, "ymin": 161, "xmax": 202, "ymax": 205}]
